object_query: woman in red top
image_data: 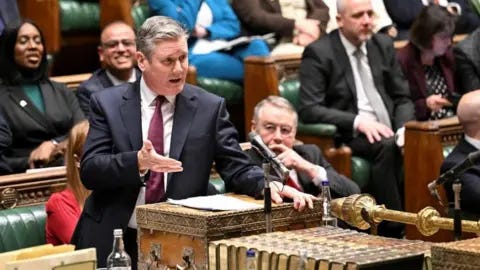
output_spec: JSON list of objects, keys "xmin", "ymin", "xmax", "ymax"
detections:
[{"xmin": 46, "ymin": 120, "xmax": 90, "ymax": 245}]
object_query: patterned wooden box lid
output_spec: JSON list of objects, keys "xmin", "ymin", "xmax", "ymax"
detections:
[
  {"xmin": 431, "ymin": 237, "xmax": 480, "ymax": 269},
  {"xmin": 136, "ymin": 194, "xmax": 322, "ymax": 238}
]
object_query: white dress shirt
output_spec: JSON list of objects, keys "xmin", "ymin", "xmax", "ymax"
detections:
[{"xmin": 128, "ymin": 77, "xmax": 176, "ymax": 229}]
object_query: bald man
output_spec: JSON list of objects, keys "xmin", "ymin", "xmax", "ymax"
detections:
[{"xmin": 440, "ymin": 90, "xmax": 480, "ymax": 216}]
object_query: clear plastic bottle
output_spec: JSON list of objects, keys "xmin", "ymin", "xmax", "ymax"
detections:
[
  {"xmin": 298, "ymin": 249, "xmax": 308, "ymax": 270},
  {"xmin": 320, "ymin": 179, "xmax": 338, "ymax": 227},
  {"xmin": 106, "ymin": 229, "xmax": 132, "ymax": 270},
  {"xmin": 246, "ymin": 249, "xmax": 256, "ymax": 270}
]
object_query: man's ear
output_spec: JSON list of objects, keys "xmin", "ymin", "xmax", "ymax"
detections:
[
  {"xmin": 336, "ymin": 14, "xmax": 343, "ymax": 28},
  {"xmin": 136, "ymin": 51, "xmax": 146, "ymax": 71},
  {"xmin": 251, "ymin": 120, "xmax": 257, "ymax": 132}
]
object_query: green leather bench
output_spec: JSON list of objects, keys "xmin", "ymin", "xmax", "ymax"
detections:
[
  {"xmin": 0, "ymin": 205, "xmax": 47, "ymax": 252},
  {"xmin": 59, "ymin": 0, "xmax": 99, "ymax": 32}
]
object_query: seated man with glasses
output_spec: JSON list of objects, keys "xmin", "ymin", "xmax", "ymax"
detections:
[
  {"xmin": 247, "ymin": 96, "xmax": 360, "ymax": 198},
  {"xmin": 76, "ymin": 21, "xmax": 141, "ymax": 118}
]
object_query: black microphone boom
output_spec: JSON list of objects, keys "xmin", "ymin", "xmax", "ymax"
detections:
[
  {"xmin": 428, "ymin": 150, "xmax": 480, "ymax": 191},
  {"xmin": 248, "ymin": 131, "xmax": 290, "ymax": 182}
]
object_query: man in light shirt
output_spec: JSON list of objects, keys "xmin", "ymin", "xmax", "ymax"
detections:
[
  {"xmin": 72, "ymin": 16, "xmax": 316, "ymax": 270},
  {"xmin": 298, "ymin": 0, "xmax": 415, "ymax": 238},
  {"xmin": 76, "ymin": 21, "xmax": 141, "ymax": 117}
]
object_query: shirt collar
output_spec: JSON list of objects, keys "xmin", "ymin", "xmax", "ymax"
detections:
[
  {"xmin": 339, "ymin": 31, "xmax": 367, "ymax": 57},
  {"xmin": 139, "ymin": 77, "xmax": 176, "ymax": 106},
  {"xmin": 106, "ymin": 69, "xmax": 137, "ymax": 86},
  {"xmin": 464, "ymin": 135, "xmax": 480, "ymax": 150}
]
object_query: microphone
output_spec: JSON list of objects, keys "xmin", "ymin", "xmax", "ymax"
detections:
[
  {"xmin": 248, "ymin": 131, "xmax": 290, "ymax": 181},
  {"xmin": 427, "ymin": 150, "xmax": 480, "ymax": 199}
]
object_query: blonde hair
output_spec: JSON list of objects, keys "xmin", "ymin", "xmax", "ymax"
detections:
[{"xmin": 65, "ymin": 120, "xmax": 91, "ymax": 209}]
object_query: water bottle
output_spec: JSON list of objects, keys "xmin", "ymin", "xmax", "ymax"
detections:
[
  {"xmin": 106, "ymin": 229, "xmax": 132, "ymax": 270},
  {"xmin": 319, "ymin": 179, "xmax": 338, "ymax": 227},
  {"xmin": 298, "ymin": 249, "xmax": 308, "ymax": 270},
  {"xmin": 246, "ymin": 249, "xmax": 256, "ymax": 270}
]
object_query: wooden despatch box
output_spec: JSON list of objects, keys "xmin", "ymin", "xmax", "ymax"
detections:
[
  {"xmin": 136, "ymin": 195, "xmax": 322, "ymax": 269},
  {"xmin": 431, "ymin": 237, "xmax": 480, "ymax": 270},
  {"xmin": 209, "ymin": 227, "xmax": 433, "ymax": 270}
]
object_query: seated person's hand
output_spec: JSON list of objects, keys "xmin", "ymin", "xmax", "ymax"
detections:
[
  {"xmin": 293, "ymin": 32, "xmax": 317, "ymax": 46},
  {"xmin": 426, "ymin": 94, "xmax": 452, "ymax": 112},
  {"xmin": 294, "ymin": 19, "xmax": 320, "ymax": 39},
  {"xmin": 386, "ymin": 25, "xmax": 398, "ymax": 38},
  {"xmin": 137, "ymin": 140, "xmax": 183, "ymax": 173},
  {"xmin": 270, "ymin": 143, "xmax": 319, "ymax": 179},
  {"xmin": 356, "ymin": 117, "xmax": 394, "ymax": 144},
  {"xmin": 193, "ymin": 25, "xmax": 208, "ymax": 39},
  {"xmin": 28, "ymin": 140, "xmax": 58, "ymax": 168},
  {"xmin": 269, "ymin": 181, "xmax": 318, "ymax": 211}
]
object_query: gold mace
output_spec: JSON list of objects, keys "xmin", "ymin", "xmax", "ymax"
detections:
[{"xmin": 331, "ymin": 194, "xmax": 480, "ymax": 236}]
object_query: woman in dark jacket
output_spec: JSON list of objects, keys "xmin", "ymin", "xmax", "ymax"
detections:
[
  {"xmin": 397, "ymin": 5, "xmax": 460, "ymax": 121},
  {"xmin": 0, "ymin": 20, "xmax": 84, "ymax": 173}
]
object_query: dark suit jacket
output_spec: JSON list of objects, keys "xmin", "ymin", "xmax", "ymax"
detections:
[
  {"xmin": 441, "ymin": 138, "xmax": 480, "ymax": 215},
  {"xmin": 76, "ymin": 68, "xmax": 141, "ymax": 118},
  {"xmin": 231, "ymin": 0, "xmax": 329, "ymax": 39},
  {"xmin": 454, "ymin": 27, "xmax": 480, "ymax": 93},
  {"xmin": 246, "ymin": 144, "xmax": 360, "ymax": 198},
  {"xmin": 298, "ymin": 30, "xmax": 415, "ymax": 143},
  {"xmin": 73, "ymin": 80, "xmax": 264, "ymax": 266},
  {"xmin": 397, "ymin": 42, "xmax": 457, "ymax": 121},
  {"xmin": 0, "ymin": 112, "xmax": 11, "ymax": 174},
  {"xmin": 0, "ymin": 80, "xmax": 85, "ymax": 172}
]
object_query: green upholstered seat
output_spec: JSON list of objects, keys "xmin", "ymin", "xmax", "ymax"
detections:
[
  {"xmin": 197, "ymin": 77, "xmax": 243, "ymax": 105},
  {"xmin": 132, "ymin": 4, "xmax": 150, "ymax": 29},
  {"xmin": 278, "ymin": 79, "xmax": 372, "ymax": 188},
  {"xmin": 59, "ymin": 0, "xmax": 100, "ymax": 32},
  {"xmin": 0, "ymin": 205, "xmax": 47, "ymax": 252}
]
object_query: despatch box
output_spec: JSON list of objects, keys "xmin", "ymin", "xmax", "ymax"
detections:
[
  {"xmin": 431, "ymin": 237, "xmax": 480, "ymax": 270},
  {"xmin": 136, "ymin": 194, "xmax": 322, "ymax": 269},
  {"xmin": 209, "ymin": 227, "xmax": 432, "ymax": 270}
]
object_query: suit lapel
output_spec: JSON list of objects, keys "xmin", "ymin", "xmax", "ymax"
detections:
[
  {"xmin": 8, "ymin": 84, "xmax": 50, "ymax": 130},
  {"xmin": 331, "ymin": 31, "xmax": 356, "ymax": 99},
  {"xmin": 168, "ymin": 86, "xmax": 198, "ymax": 183},
  {"xmin": 120, "ymin": 81, "xmax": 143, "ymax": 150}
]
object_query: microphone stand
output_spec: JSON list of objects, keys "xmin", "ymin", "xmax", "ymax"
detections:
[
  {"xmin": 452, "ymin": 178, "xmax": 462, "ymax": 241},
  {"xmin": 263, "ymin": 163, "xmax": 272, "ymax": 233}
]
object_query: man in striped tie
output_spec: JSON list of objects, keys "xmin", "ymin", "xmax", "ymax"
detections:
[{"xmin": 247, "ymin": 96, "xmax": 360, "ymax": 198}]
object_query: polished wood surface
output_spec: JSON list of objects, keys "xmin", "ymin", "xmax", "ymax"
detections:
[{"xmin": 404, "ymin": 117, "xmax": 464, "ymax": 242}]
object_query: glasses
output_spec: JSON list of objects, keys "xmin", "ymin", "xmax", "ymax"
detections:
[
  {"xmin": 101, "ymin": 39, "xmax": 136, "ymax": 49},
  {"xmin": 262, "ymin": 123, "xmax": 294, "ymax": 136}
]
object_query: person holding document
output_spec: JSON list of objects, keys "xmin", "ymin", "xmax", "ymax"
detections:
[
  {"xmin": 148, "ymin": 0, "xmax": 270, "ymax": 83},
  {"xmin": 72, "ymin": 16, "xmax": 314, "ymax": 270}
]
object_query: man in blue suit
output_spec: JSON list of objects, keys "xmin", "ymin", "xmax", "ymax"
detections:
[
  {"xmin": 76, "ymin": 21, "xmax": 141, "ymax": 117},
  {"xmin": 72, "ymin": 16, "xmax": 315, "ymax": 269}
]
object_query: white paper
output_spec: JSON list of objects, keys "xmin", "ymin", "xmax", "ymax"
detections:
[{"xmin": 167, "ymin": 194, "xmax": 263, "ymax": 211}]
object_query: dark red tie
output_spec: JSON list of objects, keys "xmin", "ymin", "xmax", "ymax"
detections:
[
  {"xmin": 145, "ymin": 96, "xmax": 165, "ymax": 203},
  {"xmin": 286, "ymin": 176, "xmax": 302, "ymax": 191}
]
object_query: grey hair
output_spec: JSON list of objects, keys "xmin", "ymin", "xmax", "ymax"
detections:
[
  {"xmin": 253, "ymin": 96, "xmax": 298, "ymax": 126},
  {"xmin": 136, "ymin": 16, "xmax": 189, "ymax": 60}
]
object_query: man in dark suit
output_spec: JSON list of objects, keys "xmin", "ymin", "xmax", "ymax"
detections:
[
  {"xmin": 76, "ymin": 21, "xmax": 141, "ymax": 117},
  {"xmin": 298, "ymin": 0, "xmax": 415, "ymax": 237},
  {"xmin": 441, "ymin": 90, "xmax": 480, "ymax": 217},
  {"xmin": 72, "ymin": 16, "xmax": 316, "ymax": 269},
  {"xmin": 248, "ymin": 96, "xmax": 360, "ymax": 198}
]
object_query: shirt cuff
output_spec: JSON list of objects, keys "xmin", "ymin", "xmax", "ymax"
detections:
[{"xmin": 312, "ymin": 165, "xmax": 328, "ymax": 186}]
